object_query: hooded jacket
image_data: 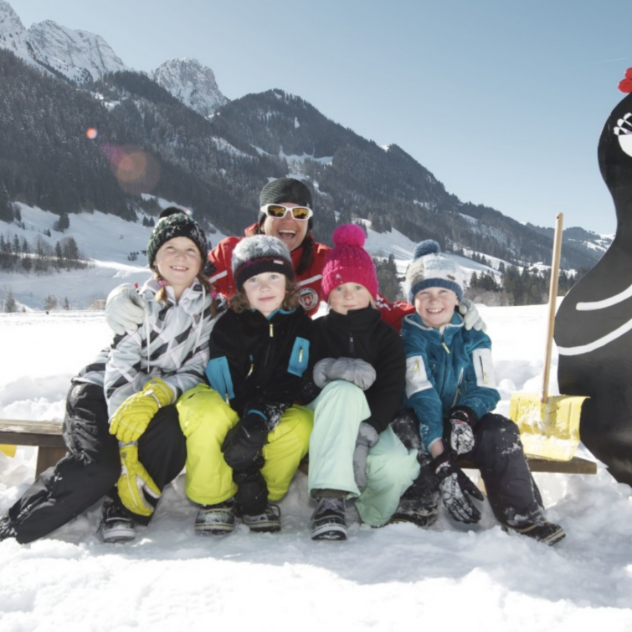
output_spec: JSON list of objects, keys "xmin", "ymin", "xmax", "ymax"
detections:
[{"xmin": 401, "ymin": 311, "xmax": 500, "ymax": 451}]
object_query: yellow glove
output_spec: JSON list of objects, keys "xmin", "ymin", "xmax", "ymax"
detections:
[
  {"xmin": 110, "ymin": 378, "xmax": 175, "ymax": 444},
  {"xmin": 117, "ymin": 443, "xmax": 161, "ymax": 517}
]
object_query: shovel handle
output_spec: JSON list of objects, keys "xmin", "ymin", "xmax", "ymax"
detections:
[{"xmin": 542, "ymin": 213, "xmax": 563, "ymax": 404}]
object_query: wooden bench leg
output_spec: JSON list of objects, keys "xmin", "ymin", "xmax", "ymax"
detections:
[{"xmin": 35, "ymin": 447, "xmax": 67, "ymax": 477}]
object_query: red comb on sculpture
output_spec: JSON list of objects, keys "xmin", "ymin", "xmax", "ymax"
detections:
[{"xmin": 618, "ymin": 68, "xmax": 632, "ymax": 94}]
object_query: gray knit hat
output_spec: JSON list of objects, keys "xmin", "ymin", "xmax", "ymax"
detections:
[
  {"xmin": 232, "ymin": 235, "xmax": 295, "ymax": 291},
  {"xmin": 405, "ymin": 240, "xmax": 464, "ymax": 302},
  {"xmin": 147, "ymin": 207, "xmax": 209, "ymax": 269}
]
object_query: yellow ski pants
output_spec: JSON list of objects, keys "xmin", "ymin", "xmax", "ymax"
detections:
[{"xmin": 176, "ymin": 384, "xmax": 313, "ymax": 505}]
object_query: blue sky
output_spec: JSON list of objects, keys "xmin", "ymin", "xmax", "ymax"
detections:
[{"xmin": 8, "ymin": 0, "xmax": 632, "ymax": 235}]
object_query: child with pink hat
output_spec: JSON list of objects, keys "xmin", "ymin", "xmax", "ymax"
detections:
[{"xmin": 306, "ymin": 224, "xmax": 421, "ymax": 540}]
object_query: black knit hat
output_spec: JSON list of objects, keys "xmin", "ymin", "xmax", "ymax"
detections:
[
  {"xmin": 147, "ymin": 207, "xmax": 209, "ymax": 268},
  {"xmin": 258, "ymin": 178, "xmax": 314, "ymax": 230},
  {"xmin": 232, "ymin": 235, "xmax": 295, "ymax": 291}
]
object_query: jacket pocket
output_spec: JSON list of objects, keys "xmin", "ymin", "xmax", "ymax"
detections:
[
  {"xmin": 472, "ymin": 348, "xmax": 496, "ymax": 388},
  {"xmin": 205, "ymin": 356, "xmax": 235, "ymax": 400},
  {"xmin": 405, "ymin": 355, "xmax": 432, "ymax": 399},
  {"xmin": 288, "ymin": 337, "xmax": 310, "ymax": 377}
]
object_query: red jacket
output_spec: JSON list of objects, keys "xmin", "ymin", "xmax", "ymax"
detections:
[{"xmin": 208, "ymin": 225, "xmax": 414, "ymax": 327}]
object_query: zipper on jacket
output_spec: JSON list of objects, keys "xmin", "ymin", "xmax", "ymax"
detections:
[
  {"xmin": 269, "ymin": 323, "xmax": 274, "ymax": 338},
  {"xmin": 441, "ymin": 334, "xmax": 450, "ymax": 354},
  {"xmin": 451, "ymin": 369, "xmax": 464, "ymax": 408},
  {"xmin": 479, "ymin": 355, "xmax": 488, "ymax": 385},
  {"xmin": 349, "ymin": 333, "xmax": 355, "ymax": 355}
]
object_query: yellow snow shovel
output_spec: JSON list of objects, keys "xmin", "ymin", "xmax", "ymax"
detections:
[
  {"xmin": 0, "ymin": 445, "xmax": 17, "ymax": 457},
  {"xmin": 509, "ymin": 213, "xmax": 588, "ymax": 461}
]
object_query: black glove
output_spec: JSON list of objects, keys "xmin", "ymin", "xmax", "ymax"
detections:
[
  {"xmin": 221, "ymin": 412, "xmax": 268, "ymax": 471},
  {"xmin": 448, "ymin": 407, "xmax": 477, "ymax": 455},
  {"xmin": 432, "ymin": 452, "xmax": 484, "ymax": 524}
]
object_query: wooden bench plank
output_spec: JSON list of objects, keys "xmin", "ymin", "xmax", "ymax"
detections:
[
  {"xmin": 0, "ymin": 419, "xmax": 66, "ymax": 477},
  {"xmin": 458, "ymin": 455, "xmax": 598, "ymax": 475},
  {"xmin": 0, "ymin": 419, "xmax": 64, "ymax": 436}
]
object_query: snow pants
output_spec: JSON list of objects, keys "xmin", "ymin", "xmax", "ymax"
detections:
[
  {"xmin": 2, "ymin": 382, "xmax": 186, "ymax": 544},
  {"xmin": 176, "ymin": 384, "xmax": 313, "ymax": 506},
  {"xmin": 307, "ymin": 381, "xmax": 420, "ymax": 527},
  {"xmin": 464, "ymin": 412, "xmax": 544, "ymax": 527}
]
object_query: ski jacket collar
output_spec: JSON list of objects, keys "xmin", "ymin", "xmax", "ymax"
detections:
[{"xmin": 402, "ymin": 311, "xmax": 464, "ymax": 345}]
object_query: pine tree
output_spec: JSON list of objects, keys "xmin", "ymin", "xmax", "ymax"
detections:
[
  {"xmin": 5, "ymin": 288, "xmax": 16, "ymax": 313},
  {"xmin": 44, "ymin": 295, "xmax": 58, "ymax": 311}
]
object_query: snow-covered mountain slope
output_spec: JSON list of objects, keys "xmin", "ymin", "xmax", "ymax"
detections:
[
  {"xmin": 0, "ymin": 0, "xmax": 126, "ymax": 82},
  {"xmin": 152, "ymin": 58, "xmax": 228, "ymax": 117}
]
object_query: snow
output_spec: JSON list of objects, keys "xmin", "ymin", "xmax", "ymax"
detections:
[{"xmin": 2, "ymin": 303, "xmax": 632, "ymax": 631}]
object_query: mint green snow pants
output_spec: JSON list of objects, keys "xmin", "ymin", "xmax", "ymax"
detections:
[{"xmin": 307, "ymin": 380, "xmax": 420, "ymax": 527}]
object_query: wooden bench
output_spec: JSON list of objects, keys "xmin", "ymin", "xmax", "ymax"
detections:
[
  {"xmin": 1, "ymin": 419, "xmax": 598, "ymax": 481},
  {"xmin": 0, "ymin": 419, "xmax": 66, "ymax": 477},
  {"xmin": 459, "ymin": 455, "xmax": 597, "ymax": 475}
]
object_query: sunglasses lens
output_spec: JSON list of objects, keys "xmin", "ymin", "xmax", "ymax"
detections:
[
  {"xmin": 266, "ymin": 205, "xmax": 288, "ymax": 218},
  {"xmin": 291, "ymin": 207, "xmax": 311, "ymax": 220}
]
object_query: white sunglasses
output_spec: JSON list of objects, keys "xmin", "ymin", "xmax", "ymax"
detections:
[{"xmin": 260, "ymin": 204, "xmax": 313, "ymax": 220}]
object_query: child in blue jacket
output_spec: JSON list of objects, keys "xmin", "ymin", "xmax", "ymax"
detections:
[{"xmin": 399, "ymin": 240, "xmax": 565, "ymax": 545}]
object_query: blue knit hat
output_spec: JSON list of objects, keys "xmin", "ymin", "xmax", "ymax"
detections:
[{"xmin": 405, "ymin": 240, "xmax": 464, "ymax": 302}]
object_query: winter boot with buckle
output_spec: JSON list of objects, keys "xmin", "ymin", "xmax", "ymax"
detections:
[
  {"xmin": 389, "ymin": 495, "xmax": 439, "ymax": 528},
  {"xmin": 505, "ymin": 520, "xmax": 566, "ymax": 546},
  {"xmin": 310, "ymin": 497, "xmax": 347, "ymax": 541},
  {"xmin": 242, "ymin": 504, "xmax": 281, "ymax": 533},
  {"xmin": 389, "ymin": 453, "xmax": 439, "ymax": 528},
  {"xmin": 195, "ymin": 498, "xmax": 236, "ymax": 535},
  {"xmin": 99, "ymin": 497, "xmax": 136, "ymax": 543}
]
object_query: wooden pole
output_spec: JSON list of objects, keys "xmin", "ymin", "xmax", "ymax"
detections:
[{"xmin": 541, "ymin": 213, "xmax": 564, "ymax": 404}]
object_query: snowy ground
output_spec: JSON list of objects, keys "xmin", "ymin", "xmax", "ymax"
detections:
[{"xmin": 1, "ymin": 305, "xmax": 632, "ymax": 631}]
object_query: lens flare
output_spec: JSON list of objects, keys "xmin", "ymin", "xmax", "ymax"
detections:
[
  {"xmin": 85, "ymin": 128, "xmax": 98, "ymax": 140},
  {"xmin": 101, "ymin": 144, "xmax": 161, "ymax": 195}
]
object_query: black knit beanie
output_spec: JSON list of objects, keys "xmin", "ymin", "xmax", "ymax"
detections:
[
  {"xmin": 147, "ymin": 207, "xmax": 209, "ymax": 268},
  {"xmin": 258, "ymin": 178, "xmax": 314, "ymax": 230},
  {"xmin": 232, "ymin": 235, "xmax": 295, "ymax": 291}
]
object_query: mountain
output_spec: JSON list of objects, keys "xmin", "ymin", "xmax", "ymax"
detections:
[
  {"xmin": 152, "ymin": 58, "xmax": 228, "ymax": 117},
  {"xmin": 0, "ymin": 0, "xmax": 610, "ymax": 287},
  {"xmin": 0, "ymin": 0, "xmax": 126, "ymax": 82}
]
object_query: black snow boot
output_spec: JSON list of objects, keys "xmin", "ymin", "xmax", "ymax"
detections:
[{"xmin": 389, "ymin": 454, "xmax": 440, "ymax": 528}]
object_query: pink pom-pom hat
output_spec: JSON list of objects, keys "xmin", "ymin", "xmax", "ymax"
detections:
[{"xmin": 321, "ymin": 223, "xmax": 379, "ymax": 301}]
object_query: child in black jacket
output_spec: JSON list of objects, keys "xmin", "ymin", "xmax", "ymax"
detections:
[
  {"xmin": 307, "ymin": 224, "xmax": 420, "ymax": 540},
  {"xmin": 176, "ymin": 235, "xmax": 315, "ymax": 534}
]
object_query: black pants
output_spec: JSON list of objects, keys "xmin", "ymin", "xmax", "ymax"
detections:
[
  {"xmin": 4, "ymin": 382, "xmax": 186, "ymax": 544},
  {"xmin": 466, "ymin": 413, "xmax": 543, "ymax": 527},
  {"xmin": 394, "ymin": 409, "xmax": 544, "ymax": 527}
]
